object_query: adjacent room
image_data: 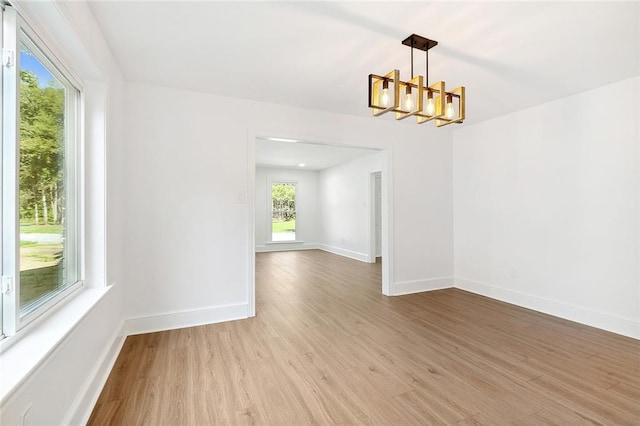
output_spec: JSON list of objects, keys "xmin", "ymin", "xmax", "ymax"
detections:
[
  {"xmin": 0, "ymin": 1, "xmax": 638, "ymax": 425},
  {"xmin": 254, "ymin": 138, "xmax": 384, "ymax": 265}
]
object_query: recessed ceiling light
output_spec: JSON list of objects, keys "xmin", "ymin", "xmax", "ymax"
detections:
[
  {"xmin": 298, "ymin": 163, "xmax": 306, "ymax": 167},
  {"xmin": 268, "ymin": 137, "xmax": 298, "ymax": 143}
]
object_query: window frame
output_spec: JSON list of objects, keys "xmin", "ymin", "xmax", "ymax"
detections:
[
  {"xmin": 268, "ymin": 179, "xmax": 298, "ymax": 243},
  {"xmin": 1, "ymin": 5, "xmax": 84, "ymax": 338}
]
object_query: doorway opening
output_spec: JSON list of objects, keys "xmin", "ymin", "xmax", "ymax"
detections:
[{"xmin": 248, "ymin": 136, "xmax": 393, "ymax": 316}]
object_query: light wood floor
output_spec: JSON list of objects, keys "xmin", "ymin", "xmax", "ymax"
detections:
[{"xmin": 89, "ymin": 250, "xmax": 640, "ymax": 425}]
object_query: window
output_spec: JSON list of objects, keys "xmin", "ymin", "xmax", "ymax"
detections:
[
  {"xmin": 1, "ymin": 7, "xmax": 82, "ymax": 337},
  {"xmin": 271, "ymin": 182, "xmax": 297, "ymax": 242}
]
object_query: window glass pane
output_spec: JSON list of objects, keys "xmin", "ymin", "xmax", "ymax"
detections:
[
  {"xmin": 271, "ymin": 183, "xmax": 296, "ymax": 241},
  {"xmin": 18, "ymin": 41, "xmax": 77, "ymax": 313}
]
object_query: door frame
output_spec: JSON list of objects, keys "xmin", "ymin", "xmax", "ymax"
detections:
[
  {"xmin": 368, "ymin": 171, "xmax": 382, "ymax": 263},
  {"xmin": 247, "ymin": 131, "xmax": 394, "ymax": 316}
]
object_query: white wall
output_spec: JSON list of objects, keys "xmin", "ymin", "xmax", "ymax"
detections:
[
  {"xmin": 122, "ymin": 81, "xmax": 454, "ymax": 327},
  {"xmin": 1, "ymin": 0, "xmax": 126, "ymax": 424},
  {"xmin": 453, "ymin": 76, "xmax": 640, "ymax": 339},
  {"xmin": 317, "ymin": 153, "xmax": 381, "ymax": 262},
  {"xmin": 255, "ymin": 167, "xmax": 319, "ymax": 251}
]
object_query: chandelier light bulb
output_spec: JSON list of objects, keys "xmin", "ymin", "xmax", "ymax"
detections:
[
  {"xmin": 381, "ymin": 88, "xmax": 390, "ymax": 106},
  {"xmin": 404, "ymin": 85, "xmax": 413, "ymax": 110},
  {"xmin": 426, "ymin": 92, "xmax": 435, "ymax": 116},
  {"xmin": 381, "ymin": 79, "xmax": 390, "ymax": 106},
  {"xmin": 405, "ymin": 94, "xmax": 412, "ymax": 110},
  {"xmin": 445, "ymin": 94, "xmax": 455, "ymax": 119},
  {"xmin": 445, "ymin": 103, "xmax": 454, "ymax": 118}
]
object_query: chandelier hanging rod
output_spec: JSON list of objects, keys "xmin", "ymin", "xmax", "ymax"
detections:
[{"xmin": 403, "ymin": 34, "xmax": 438, "ymax": 83}]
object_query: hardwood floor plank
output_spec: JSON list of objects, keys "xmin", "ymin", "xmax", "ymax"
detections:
[
  {"xmin": 89, "ymin": 250, "xmax": 640, "ymax": 425},
  {"xmin": 393, "ymin": 388, "xmax": 469, "ymax": 424},
  {"xmin": 528, "ymin": 374, "xmax": 639, "ymax": 425}
]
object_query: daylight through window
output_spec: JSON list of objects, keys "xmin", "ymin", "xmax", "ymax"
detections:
[
  {"xmin": 2, "ymin": 8, "xmax": 82, "ymax": 337},
  {"xmin": 271, "ymin": 182, "xmax": 296, "ymax": 242}
]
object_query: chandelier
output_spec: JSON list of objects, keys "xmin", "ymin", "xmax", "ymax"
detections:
[{"xmin": 368, "ymin": 34, "xmax": 465, "ymax": 127}]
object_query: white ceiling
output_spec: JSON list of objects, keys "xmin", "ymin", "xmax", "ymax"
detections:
[
  {"xmin": 255, "ymin": 138, "xmax": 378, "ymax": 170},
  {"xmin": 89, "ymin": 1, "xmax": 639, "ymax": 126}
]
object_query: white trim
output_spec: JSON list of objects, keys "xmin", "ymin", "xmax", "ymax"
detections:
[
  {"xmin": 256, "ymin": 243, "xmax": 318, "ymax": 252},
  {"xmin": 125, "ymin": 303, "xmax": 248, "ymax": 336},
  {"xmin": 637, "ymin": 76, "xmax": 640, "ymax": 344},
  {"xmin": 11, "ymin": 0, "xmax": 100, "ymax": 84},
  {"xmin": 367, "ymin": 172, "xmax": 376, "ymax": 263},
  {"xmin": 0, "ymin": 286, "xmax": 111, "ymax": 404},
  {"xmin": 2, "ymin": 5, "xmax": 20, "ymax": 336},
  {"xmin": 64, "ymin": 320, "xmax": 125, "ymax": 425},
  {"xmin": 317, "ymin": 244, "xmax": 369, "ymax": 263},
  {"xmin": 455, "ymin": 277, "xmax": 640, "ymax": 340},
  {"xmin": 247, "ymin": 130, "xmax": 256, "ymax": 318},
  {"xmin": 380, "ymin": 149, "xmax": 393, "ymax": 295},
  {"xmin": 12, "ymin": 4, "xmax": 84, "ymax": 90},
  {"xmin": 391, "ymin": 277, "xmax": 453, "ymax": 296},
  {"xmin": 83, "ymin": 81, "xmax": 108, "ymax": 291},
  {"xmin": 265, "ymin": 240, "xmax": 305, "ymax": 245}
]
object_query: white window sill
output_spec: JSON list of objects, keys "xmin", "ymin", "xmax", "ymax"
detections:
[
  {"xmin": 265, "ymin": 240, "xmax": 305, "ymax": 245},
  {"xmin": 0, "ymin": 285, "xmax": 111, "ymax": 404}
]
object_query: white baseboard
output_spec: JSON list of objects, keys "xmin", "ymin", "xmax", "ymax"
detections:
[
  {"xmin": 455, "ymin": 277, "xmax": 639, "ymax": 340},
  {"xmin": 317, "ymin": 244, "xmax": 369, "ymax": 263},
  {"xmin": 256, "ymin": 242, "xmax": 318, "ymax": 252},
  {"xmin": 125, "ymin": 303, "xmax": 249, "ymax": 336},
  {"xmin": 66, "ymin": 321, "xmax": 126, "ymax": 425},
  {"xmin": 392, "ymin": 277, "xmax": 453, "ymax": 296}
]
